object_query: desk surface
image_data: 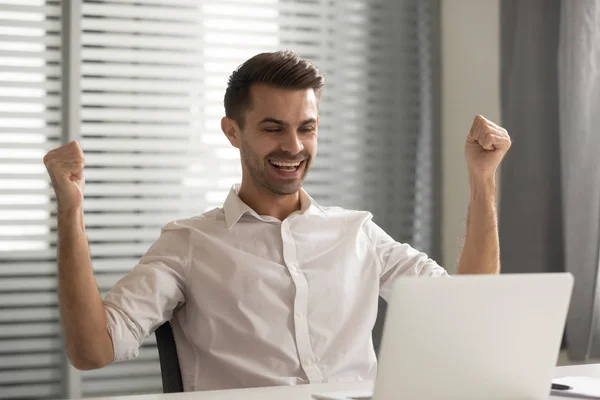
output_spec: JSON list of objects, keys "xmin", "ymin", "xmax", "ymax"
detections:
[{"xmin": 86, "ymin": 363, "xmax": 600, "ymax": 400}]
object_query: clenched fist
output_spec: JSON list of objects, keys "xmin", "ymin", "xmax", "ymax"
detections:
[
  {"xmin": 465, "ymin": 115, "xmax": 512, "ymax": 182},
  {"xmin": 43, "ymin": 141, "xmax": 85, "ymax": 213}
]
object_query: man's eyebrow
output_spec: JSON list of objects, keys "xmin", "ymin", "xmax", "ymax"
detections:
[
  {"xmin": 258, "ymin": 117, "xmax": 317, "ymax": 126},
  {"xmin": 258, "ymin": 117, "xmax": 286, "ymax": 125},
  {"xmin": 299, "ymin": 118, "xmax": 317, "ymax": 126}
]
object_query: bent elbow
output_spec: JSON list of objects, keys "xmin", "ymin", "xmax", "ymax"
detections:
[{"xmin": 68, "ymin": 350, "xmax": 112, "ymax": 371}]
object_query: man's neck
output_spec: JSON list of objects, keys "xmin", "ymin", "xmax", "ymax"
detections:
[{"xmin": 237, "ymin": 181, "xmax": 302, "ymax": 221}]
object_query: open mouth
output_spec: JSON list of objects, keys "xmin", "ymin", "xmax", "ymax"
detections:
[{"xmin": 268, "ymin": 159, "xmax": 304, "ymax": 172}]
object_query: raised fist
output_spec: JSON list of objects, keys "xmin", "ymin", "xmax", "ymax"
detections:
[
  {"xmin": 465, "ymin": 115, "xmax": 512, "ymax": 182},
  {"xmin": 43, "ymin": 141, "xmax": 85, "ymax": 213}
]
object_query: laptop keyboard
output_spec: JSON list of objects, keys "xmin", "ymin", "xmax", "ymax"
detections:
[{"xmin": 350, "ymin": 397, "xmax": 372, "ymax": 400}]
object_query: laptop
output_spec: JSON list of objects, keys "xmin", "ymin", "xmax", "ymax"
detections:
[{"xmin": 313, "ymin": 273, "xmax": 573, "ymax": 400}]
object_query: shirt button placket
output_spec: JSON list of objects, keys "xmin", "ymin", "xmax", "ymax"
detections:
[{"xmin": 281, "ymin": 219, "xmax": 323, "ymax": 383}]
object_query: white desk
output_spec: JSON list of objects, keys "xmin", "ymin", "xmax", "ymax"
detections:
[{"xmin": 86, "ymin": 364, "xmax": 600, "ymax": 400}]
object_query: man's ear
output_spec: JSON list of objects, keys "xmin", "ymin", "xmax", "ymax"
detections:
[{"xmin": 221, "ymin": 117, "xmax": 241, "ymax": 149}]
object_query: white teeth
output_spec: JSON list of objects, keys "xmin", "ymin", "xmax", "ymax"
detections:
[{"xmin": 270, "ymin": 160, "xmax": 301, "ymax": 167}]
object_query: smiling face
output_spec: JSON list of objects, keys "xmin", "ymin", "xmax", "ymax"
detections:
[{"xmin": 222, "ymin": 83, "xmax": 319, "ymax": 196}]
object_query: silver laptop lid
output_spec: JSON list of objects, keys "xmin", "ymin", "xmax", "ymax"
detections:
[{"xmin": 374, "ymin": 273, "xmax": 573, "ymax": 400}]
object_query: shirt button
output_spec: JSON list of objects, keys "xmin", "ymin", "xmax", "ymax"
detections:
[
  {"xmin": 304, "ymin": 358, "xmax": 313, "ymax": 366},
  {"xmin": 296, "ymin": 311, "xmax": 304, "ymax": 317}
]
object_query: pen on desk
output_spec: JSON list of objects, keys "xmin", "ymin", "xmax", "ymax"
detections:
[{"xmin": 552, "ymin": 383, "xmax": 572, "ymax": 391}]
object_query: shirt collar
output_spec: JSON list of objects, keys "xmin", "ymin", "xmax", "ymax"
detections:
[{"xmin": 223, "ymin": 184, "xmax": 327, "ymax": 229}]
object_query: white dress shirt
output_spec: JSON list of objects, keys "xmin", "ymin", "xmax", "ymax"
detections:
[{"xmin": 104, "ymin": 185, "xmax": 447, "ymax": 391}]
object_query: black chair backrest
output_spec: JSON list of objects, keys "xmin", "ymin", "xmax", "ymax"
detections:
[{"xmin": 155, "ymin": 321, "xmax": 184, "ymax": 393}]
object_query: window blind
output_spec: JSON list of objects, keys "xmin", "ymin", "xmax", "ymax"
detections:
[
  {"xmin": 0, "ymin": 0, "xmax": 439, "ymax": 398},
  {"xmin": 0, "ymin": 1, "xmax": 63, "ymax": 399}
]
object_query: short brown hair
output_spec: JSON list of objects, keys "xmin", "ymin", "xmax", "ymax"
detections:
[{"xmin": 224, "ymin": 50, "xmax": 325, "ymax": 128}]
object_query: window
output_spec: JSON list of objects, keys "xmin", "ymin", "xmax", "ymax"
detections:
[{"xmin": 0, "ymin": 1, "xmax": 63, "ymax": 399}]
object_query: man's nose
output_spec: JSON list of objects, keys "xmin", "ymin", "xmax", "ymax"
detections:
[{"xmin": 281, "ymin": 131, "xmax": 304, "ymax": 155}]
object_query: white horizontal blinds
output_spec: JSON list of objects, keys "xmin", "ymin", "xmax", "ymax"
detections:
[
  {"xmin": 77, "ymin": 0, "xmax": 278, "ymax": 397},
  {"xmin": 0, "ymin": 1, "xmax": 63, "ymax": 399}
]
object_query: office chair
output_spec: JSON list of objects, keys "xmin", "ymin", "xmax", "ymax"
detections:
[{"xmin": 155, "ymin": 321, "xmax": 184, "ymax": 393}]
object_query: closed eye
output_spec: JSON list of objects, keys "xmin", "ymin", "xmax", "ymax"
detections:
[{"xmin": 299, "ymin": 126, "xmax": 316, "ymax": 133}]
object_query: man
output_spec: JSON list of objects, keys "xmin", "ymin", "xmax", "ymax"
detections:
[{"xmin": 43, "ymin": 51, "xmax": 511, "ymax": 391}]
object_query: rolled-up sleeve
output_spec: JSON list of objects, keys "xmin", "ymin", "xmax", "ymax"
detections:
[
  {"xmin": 363, "ymin": 219, "xmax": 448, "ymax": 302},
  {"xmin": 103, "ymin": 222, "xmax": 190, "ymax": 362}
]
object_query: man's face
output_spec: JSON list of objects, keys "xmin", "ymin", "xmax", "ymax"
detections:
[{"xmin": 223, "ymin": 84, "xmax": 319, "ymax": 196}]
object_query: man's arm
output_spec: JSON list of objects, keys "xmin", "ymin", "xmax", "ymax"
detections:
[
  {"xmin": 458, "ymin": 178, "xmax": 499, "ymax": 274},
  {"xmin": 44, "ymin": 142, "xmax": 114, "ymax": 370},
  {"xmin": 57, "ymin": 208, "xmax": 114, "ymax": 369},
  {"xmin": 458, "ymin": 115, "xmax": 511, "ymax": 275}
]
